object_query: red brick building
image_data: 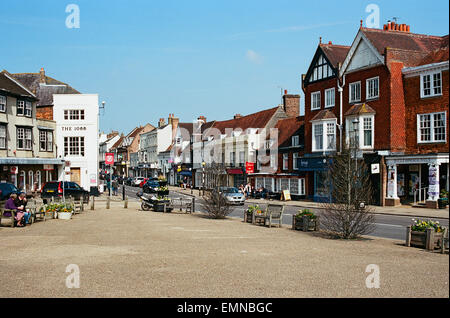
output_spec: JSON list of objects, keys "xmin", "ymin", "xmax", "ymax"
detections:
[{"xmin": 301, "ymin": 22, "xmax": 449, "ymax": 207}]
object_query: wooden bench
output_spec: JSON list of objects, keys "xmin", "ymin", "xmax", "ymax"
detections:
[
  {"xmin": 0, "ymin": 207, "xmax": 17, "ymax": 227},
  {"xmin": 253, "ymin": 204, "xmax": 284, "ymax": 228}
]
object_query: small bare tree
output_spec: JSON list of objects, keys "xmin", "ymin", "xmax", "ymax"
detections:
[
  {"xmin": 202, "ymin": 163, "xmax": 232, "ymax": 219},
  {"xmin": 320, "ymin": 145, "xmax": 376, "ymax": 239}
]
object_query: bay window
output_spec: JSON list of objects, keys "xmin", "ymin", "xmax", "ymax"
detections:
[
  {"xmin": 345, "ymin": 115, "xmax": 375, "ymax": 149},
  {"xmin": 312, "ymin": 120, "xmax": 336, "ymax": 152}
]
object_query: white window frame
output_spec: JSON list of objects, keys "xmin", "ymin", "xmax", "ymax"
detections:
[
  {"xmin": 292, "ymin": 135, "xmax": 299, "ymax": 146},
  {"xmin": 24, "ymin": 101, "xmax": 32, "ymax": 117},
  {"xmin": 362, "ymin": 116, "xmax": 374, "ymax": 149},
  {"xmin": 0, "ymin": 125, "xmax": 6, "ymax": 149},
  {"xmin": 417, "ymin": 112, "xmax": 447, "ymax": 143},
  {"xmin": 17, "ymin": 127, "xmax": 32, "ymax": 150},
  {"xmin": 366, "ymin": 77, "xmax": 379, "ymax": 100},
  {"xmin": 293, "ymin": 153, "xmax": 299, "ymax": 170},
  {"xmin": 345, "ymin": 115, "xmax": 375, "ymax": 149},
  {"xmin": 349, "ymin": 81, "xmax": 361, "ymax": 103},
  {"xmin": 283, "ymin": 153, "xmax": 288, "ymax": 170},
  {"xmin": 325, "ymin": 88, "xmax": 335, "ymax": 108},
  {"xmin": 0, "ymin": 95, "xmax": 6, "ymax": 112},
  {"xmin": 311, "ymin": 91, "xmax": 321, "ymax": 110},
  {"xmin": 312, "ymin": 119, "xmax": 337, "ymax": 152},
  {"xmin": 17, "ymin": 100, "xmax": 25, "ymax": 116},
  {"xmin": 420, "ymin": 71, "xmax": 442, "ymax": 98}
]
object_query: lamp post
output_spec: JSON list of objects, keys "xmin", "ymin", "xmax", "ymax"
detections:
[
  {"xmin": 352, "ymin": 118, "xmax": 360, "ymax": 174},
  {"xmin": 201, "ymin": 161, "xmax": 206, "ymax": 196}
]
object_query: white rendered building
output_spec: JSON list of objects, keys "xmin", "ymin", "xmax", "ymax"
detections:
[{"xmin": 53, "ymin": 94, "xmax": 99, "ymax": 191}]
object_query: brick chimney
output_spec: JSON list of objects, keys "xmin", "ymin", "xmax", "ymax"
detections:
[
  {"xmin": 282, "ymin": 90, "xmax": 300, "ymax": 118},
  {"xmin": 158, "ymin": 118, "xmax": 165, "ymax": 128},
  {"xmin": 39, "ymin": 67, "xmax": 46, "ymax": 84},
  {"xmin": 383, "ymin": 21, "xmax": 410, "ymax": 33},
  {"xmin": 234, "ymin": 114, "xmax": 242, "ymax": 119}
]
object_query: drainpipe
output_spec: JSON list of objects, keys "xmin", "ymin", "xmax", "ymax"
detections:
[{"xmin": 337, "ymin": 74, "xmax": 346, "ymax": 153}]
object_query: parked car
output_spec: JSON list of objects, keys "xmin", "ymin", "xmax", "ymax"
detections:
[
  {"xmin": 0, "ymin": 182, "xmax": 20, "ymax": 201},
  {"xmin": 41, "ymin": 181, "xmax": 90, "ymax": 203},
  {"xmin": 133, "ymin": 177, "xmax": 145, "ymax": 187},
  {"xmin": 218, "ymin": 186, "xmax": 246, "ymax": 205},
  {"xmin": 139, "ymin": 178, "xmax": 149, "ymax": 188}
]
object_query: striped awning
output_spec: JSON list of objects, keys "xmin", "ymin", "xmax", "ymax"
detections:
[{"xmin": 0, "ymin": 158, "xmax": 65, "ymax": 165}]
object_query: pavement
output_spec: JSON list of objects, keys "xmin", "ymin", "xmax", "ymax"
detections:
[
  {"xmin": 168, "ymin": 186, "xmax": 450, "ymax": 219},
  {"xmin": 0, "ymin": 199, "xmax": 448, "ymax": 298}
]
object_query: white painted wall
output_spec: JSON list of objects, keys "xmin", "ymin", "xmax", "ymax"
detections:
[{"xmin": 53, "ymin": 94, "xmax": 99, "ymax": 190}]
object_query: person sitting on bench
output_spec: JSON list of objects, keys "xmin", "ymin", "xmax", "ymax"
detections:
[{"xmin": 4, "ymin": 193, "xmax": 25, "ymax": 227}]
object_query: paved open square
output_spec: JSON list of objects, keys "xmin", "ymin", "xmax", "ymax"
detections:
[{"xmin": 0, "ymin": 201, "xmax": 448, "ymax": 298}]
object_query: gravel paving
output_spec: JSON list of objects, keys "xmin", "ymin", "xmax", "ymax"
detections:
[{"xmin": 0, "ymin": 201, "xmax": 448, "ymax": 298}]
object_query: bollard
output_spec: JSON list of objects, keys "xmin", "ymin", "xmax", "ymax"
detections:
[
  {"xmin": 90, "ymin": 196, "xmax": 95, "ymax": 210},
  {"xmin": 106, "ymin": 196, "xmax": 110, "ymax": 209},
  {"xmin": 192, "ymin": 197, "xmax": 195, "ymax": 213},
  {"xmin": 124, "ymin": 196, "xmax": 128, "ymax": 209},
  {"xmin": 122, "ymin": 184, "xmax": 126, "ymax": 201},
  {"xmin": 406, "ymin": 226, "xmax": 411, "ymax": 247}
]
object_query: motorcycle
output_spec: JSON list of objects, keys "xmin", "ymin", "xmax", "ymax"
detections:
[{"xmin": 136, "ymin": 191, "xmax": 154, "ymax": 211}]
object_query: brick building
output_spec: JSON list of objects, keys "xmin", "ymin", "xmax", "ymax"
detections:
[{"xmin": 301, "ymin": 21, "xmax": 449, "ymax": 208}]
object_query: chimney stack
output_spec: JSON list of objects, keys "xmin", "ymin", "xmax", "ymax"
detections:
[
  {"xmin": 383, "ymin": 21, "xmax": 410, "ymax": 33},
  {"xmin": 197, "ymin": 115, "xmax": 206, "ymax": 123},
  {"xmin": 234, "ymin": 114, "xmax": 242, "ymax": 119},
  {"xmin": 158, "ymin": 118, "xmax": 165, "ymax": 128},
  {"xmin": 39, "ymin": 67, "xmax": 46, "ymax": 84},
  {"xmin": 282, "ymin": 91, "xmax": 300, "ymax": 118}
]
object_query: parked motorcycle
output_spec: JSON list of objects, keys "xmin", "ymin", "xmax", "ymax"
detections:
[{"xmin": 136, "ymin": 191, "xmax": 154, "ymax": 211}]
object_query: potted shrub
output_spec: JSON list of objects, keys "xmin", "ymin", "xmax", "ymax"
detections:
[
  {"xmin": 406, "ymin": 219, "xmax": 446, "ymax": 250},
  {"xmin": 244, "ymin": 205, "xmax": 261, "ymax": 223},
  {"xmin": 292, "ymin": 209, "xmax": 320, "ymax": 231},
  {"xmin": 438, "ymin": 190, "xmax": 448, "ymax": 209},
  {"xmin": 57, "ymin": 203, "xmax": 74, "ymax": 220}
]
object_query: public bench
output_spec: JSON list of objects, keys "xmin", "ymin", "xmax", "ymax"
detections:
[
  {"xmin": 170, "ymin": 198, "xmax": 193, "ymax": 213},
  {"xmin": 253, "ymin": 204, "xmax": 284, "ymax": 228}
]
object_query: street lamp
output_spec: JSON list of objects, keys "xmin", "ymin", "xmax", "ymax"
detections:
[
  {"xmin": 201, "ymin": 160, "xmax": 206, "ymax": 196},
  {"xmin": 352, "ymin": 118, "xmax": 360, "ymax": 176}
]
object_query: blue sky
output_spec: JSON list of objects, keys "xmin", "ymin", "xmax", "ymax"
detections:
[{"xmin": 2, "ymin": 0, "xmax": 449, "ymax": 134}]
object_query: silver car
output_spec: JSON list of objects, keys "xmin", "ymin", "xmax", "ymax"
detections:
[{"xmin": 219, "ymin": 187, "xmax": 246, "ymax": 205}]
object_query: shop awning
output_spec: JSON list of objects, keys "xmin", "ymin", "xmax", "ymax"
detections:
[
  {"xmin": 227, "ymin": 168, "xmax": 243, "ymax": 175},
  {"xmin": 0, "ymin": 158, "xmax": 65, "ymax": 165},
  {"xmin": 178, "ymin": 171, "xmax": 192, "ymax": 177}
]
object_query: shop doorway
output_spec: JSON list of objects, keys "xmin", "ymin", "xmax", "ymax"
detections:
[{"xmin": 70, "ymin": 168, "xmax": 81, "ymax": 185}]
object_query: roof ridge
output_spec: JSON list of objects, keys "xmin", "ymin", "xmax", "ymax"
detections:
[{"xmin": 361, "ymin": 27, "xmax": 447, "ymax": 39}]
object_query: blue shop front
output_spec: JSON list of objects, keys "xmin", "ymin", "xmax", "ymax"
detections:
[{"xmin": 297, "ymin": 156, "xmax": 332, "ymax": 202}]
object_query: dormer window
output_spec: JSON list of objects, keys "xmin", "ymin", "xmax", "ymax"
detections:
[{"xmin": 292, "ymin": 135, "xmax": 299, "ymax": 146}]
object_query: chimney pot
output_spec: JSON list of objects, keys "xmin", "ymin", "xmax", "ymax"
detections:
[
  {"xmin": 406, "ymin": 25, "xmax": 410, "ymax": 32},
  {"xmin": 284, "ymin": 90, "xmax": 288, "ymax": 95},
  {"xmin": 328, "ymin": 41, "xmax": 332, "ymax": 45},
  {"xmin": 39, "ymin": 67, "xmax": 45, "ymax": 84}
]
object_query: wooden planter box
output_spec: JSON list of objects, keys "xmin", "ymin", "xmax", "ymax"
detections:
[
  {"xmin": 292, "ymin": 215, "xmax": 320, "ymax": 232},
  {"xmin": 44, "ymin": 211, "xmax": 56, "ymax": 219},
  {"xmin": 406, "ymin": 226, "xmax": 444, "ymax": 251},
  {"xmin": 153, "ymin": 202, "xmax": 172, "ymax": 212},
  {"xmin": 244, "ymin": 211, "xmax": 253, "ymax": 223}
]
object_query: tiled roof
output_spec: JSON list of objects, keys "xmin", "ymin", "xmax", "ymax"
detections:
[
  {"xmin": 361, "ymin": 28, "xmax": 449, "ymax": 66},
  {"xmin": 310, "ymin": 110, "xmax": 337, "ymax": 121},
  {"xmin": 0, "ymin": 71, "xmax": 36, "ymax": 99},
  {"xmin": 274, "ymin": 116, "xmax": 304, "ymax": 147},
  {"xmin": 209, "ymin": 107, "xmax": 279, "ymax": 134},
  {"xmin": 319, "ymin": 43, "xmax": 351, "ymax": 68},
  {"xmin": 12, "ymin": 72, "xmax": 80, "ymax": 106},
  {"xmin": 344, "ymin": 103, "xmax": 376, "ymax": 116}
]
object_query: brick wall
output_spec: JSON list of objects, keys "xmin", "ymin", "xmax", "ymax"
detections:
[
  {"xmin": 283, "ymin": 94, "xmax": 300, "ymax": 118},
  {"xmin": 403, "ymin": 69, "xmax": 449, "ymax": 154},
  {"xmin": 36, "ymin": 106, "xmax": 53, "ymax": 120},
  {"xmin": 387, "ymin": 61, "xmax": 407, "ymax": 152}
]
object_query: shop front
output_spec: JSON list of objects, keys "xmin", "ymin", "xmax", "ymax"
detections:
[
  {"xmin": 297, "ymin": 156, "xmax": 332, "ymax": 202},
  {"xmin": 0, "ymin": 158, "xmax": 64, "ymax": 193},
  {"xmin": 385, "ymin": 154, "xmax": 449, "ymax": 208}
]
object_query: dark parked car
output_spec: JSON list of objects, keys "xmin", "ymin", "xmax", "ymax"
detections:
[
  {"xmin": 41, "ymin": 181, "xmax": 90, "ymax": 203},
  {"xmin": 0, "ymin": 182, "xmax": 20, "ymax": 201}
]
